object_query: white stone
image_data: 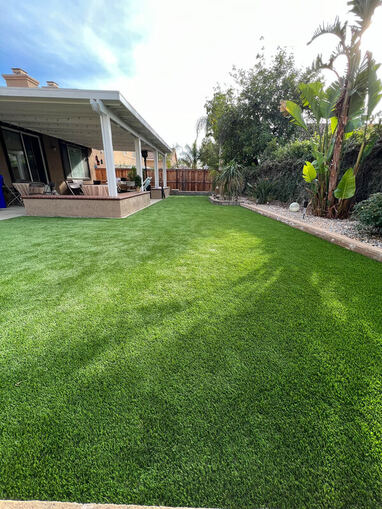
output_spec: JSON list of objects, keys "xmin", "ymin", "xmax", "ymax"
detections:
[{"xmin": 289, "ymin": 202, "xmax": 300, "ymax": 212}]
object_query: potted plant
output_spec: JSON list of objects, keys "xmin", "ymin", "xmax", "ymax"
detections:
[{"xmin": 134, "ymin": 174, "xmax": 142, "ymax": 191}]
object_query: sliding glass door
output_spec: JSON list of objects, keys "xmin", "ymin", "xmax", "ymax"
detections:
[{"xmin": 2, "ymin": 128, "xmax": 48, "ymax": 183}]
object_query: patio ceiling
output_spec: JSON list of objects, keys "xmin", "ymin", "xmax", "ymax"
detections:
[{"xmin": 0, "ymin": 87, "xmax": 171, "ymax": 154}]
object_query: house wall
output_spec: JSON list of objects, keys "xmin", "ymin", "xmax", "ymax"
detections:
[
  {"xmin": 41, "ymin": 135, "xmax": 66, "ymax": 194},
  {"xmin": 0, "ymin": 123, "xmax": 89, "ymax": 196},
  {"xmin": 0, "ymin": 140, "xmax": 10, "ymax": 185},
  {"xmin": 89, "ymin": 148, "xmax": 177, "ymax": 173},
  {"xmin": 89, "ymin": 149, "xmax": 138, "ymax": 171}
]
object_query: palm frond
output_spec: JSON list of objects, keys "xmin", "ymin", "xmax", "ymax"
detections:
[
  {"xmin": 311, "ymin": 54, "xmax": 341, "ymax": 80},
  {"xmin": 196, "ymin": 116, "xmax": 208, "ymax": 138},
  {"xmin": 308, "ymin": 17, "xmax": 347, "ymax": 45},
  {"xmin": 348, "ymin": 0, "xmax": 382, "ymax": 33}
]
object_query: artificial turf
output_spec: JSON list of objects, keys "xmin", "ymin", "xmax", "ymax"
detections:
[{"xmin": 0, "ymin": 196, "xmax": 381, "ymax": 509}]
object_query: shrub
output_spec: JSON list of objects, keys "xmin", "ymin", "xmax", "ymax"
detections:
[
  {"xmin": 134, "ymin": 174, "xmax": 142, "ymax": 188},
  {"xmin": 129, "ymin": 166, "xmax": 137, "ymax": 180},
  {"xmin": 353, "ymin": 193, "xmax": 382, "ymax": 232},
  {"xmin": 215, "ymin": 162, "xmax": 244, "ymax": 199},
  {"xmin": 252, "ymin": 178, "xmax": 275, "ymax": 204}
]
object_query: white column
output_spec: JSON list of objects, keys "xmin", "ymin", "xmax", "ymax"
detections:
[
  {"xmin": 99, "ymin": 113, "xmax": 117, "ymax": 197},
  {"xmin": 163, "ymin": 153, "xmax": 167, "ymax": 187},
  {"xmin": 134, "ymin": 138, "xmax": 143, "ymax": 190},
  {"xmin": 154, "ymin": 150, "xmax": 159, "ymax": 188}
]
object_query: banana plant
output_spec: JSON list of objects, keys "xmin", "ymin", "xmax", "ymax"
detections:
[
  {"xmin": 307, "ymin": 0, "xmax": 382, "ymax": 214},
  {"xmin": 335, "ymin": 53, "xmax": 382, "ymax": 216},
  {"xmin": 281, "ymin": 81, "xmax": 340, "ymax": 215},
  {"xmin": 280, "ymin": 43, "xmax": 382, "ymax": 217}
]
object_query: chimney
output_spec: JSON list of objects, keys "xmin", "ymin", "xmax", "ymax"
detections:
[
  {"xmin": 44, "ymin": 81, "xmax": 59, "ymax": 88},
  {"xmin": 2, "ymin": 68, "xmax": 39, "ymax": 88}
]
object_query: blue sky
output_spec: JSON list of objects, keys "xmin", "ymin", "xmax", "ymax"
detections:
[
  {"xmin": 1, "ymin": 0, "xmax": 382, "ymax": 147},
  {"xmin": 0, "ymin": 0, "xmax": 144, "ymax": 87}
]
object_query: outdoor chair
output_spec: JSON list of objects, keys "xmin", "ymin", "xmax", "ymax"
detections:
[
  {"xmin": 12, "ymin": 182, "xmax": 31, "ymax": 204},
  {"xmin": 143, "ymin": 176, "xmax": 152, "ymax": 191},
  {"xmin": 28, "ymin": 182, "xmax": 48, "ymax": 195},
  {"xmin": 66, "ymin": 179, "xmax": 84, "ymax": 195}
]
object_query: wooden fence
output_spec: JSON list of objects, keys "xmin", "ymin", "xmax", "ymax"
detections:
[{"xmin": 94, "ymin": 168, "xmax": 213, "ymax": 192}]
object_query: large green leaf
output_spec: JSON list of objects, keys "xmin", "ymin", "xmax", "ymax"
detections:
[
  {"xmin": 345, "ymin": 117, "xmax": 363, "ymax": 133},
  {"xmin": 366, "ymin": 57, "xmax": 382, "ymax": 118},
  {"xmin": 334, "ymin": 168, "xmax": 356, "ymax": 199},
  {"xmin": 331, "ymin": 116, "xmax": 338, "ymax": 134},
  {"xmin": 299, "ymin": 82, "xmax": 324, "ymax": 121},
  {"xmin": 303, "ymin": 161, "xmax": 317, "ymax": 183},
  {"xmin": 320, "ymin": 84, "xmax": 341, "ymax": 119},
  {"xmin": 285, "ymin": 101, "xmax": 307, "ymax": 130}
]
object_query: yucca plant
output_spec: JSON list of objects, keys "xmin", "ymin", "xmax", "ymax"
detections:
[{"xmin": 215, "ymin": 162, "xmax": 244, "ymax": 200}]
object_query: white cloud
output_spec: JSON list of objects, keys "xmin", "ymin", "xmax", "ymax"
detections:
[{"xmin": 70, "ymin": 0, "xmax": 382, "ymax": 148}]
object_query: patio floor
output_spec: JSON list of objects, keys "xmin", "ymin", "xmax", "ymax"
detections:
[{"xmin": 0, "ymin": 206, "xmax": 26, "ymax": 220}]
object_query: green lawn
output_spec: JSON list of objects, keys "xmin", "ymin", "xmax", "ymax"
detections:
[{"xmin": 0, "ymin": 196, "xmax": 381, "ymax": 509}]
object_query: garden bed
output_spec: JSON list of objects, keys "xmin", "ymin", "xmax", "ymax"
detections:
[
  {"xmin": 209, "ymin": 195, "xmax": 243, "ymax": 206},
  {"xmin": 243, "ymin": 200, "xmax": 382, "ymax": 249}
]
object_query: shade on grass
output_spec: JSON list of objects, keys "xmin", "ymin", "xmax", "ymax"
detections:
[{"xmin": 0, "ymin": 197, "xmax": 381, "ymax": 508}]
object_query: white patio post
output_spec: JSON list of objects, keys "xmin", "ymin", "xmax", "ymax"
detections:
[
  {"xmin": 163, "ymin": 153, "xmax": 167, "ymax": 188},
  {"xmin": 154, "ymin": 150, "xmax": 159, "ymax": 188},
  {"xmin": 99, "ymin": 113, "xmax": 118, "ymax": 197},
  {"xmin": 134, "ymin": 137, "xmax": 143, "ymax": 190}
]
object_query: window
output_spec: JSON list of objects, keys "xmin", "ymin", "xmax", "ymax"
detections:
[
  {"xmin": 2, "ymin": 128, "xmax": 48, "ymax": 183},
  {"xmin": 61, "ymin": 143, "xmax": 90, "ymax": 179}
]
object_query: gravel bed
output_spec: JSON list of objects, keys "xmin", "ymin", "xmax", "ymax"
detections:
[{"xmin": 244, "ymin": 201, "xmax": 382, "ymax": 249}]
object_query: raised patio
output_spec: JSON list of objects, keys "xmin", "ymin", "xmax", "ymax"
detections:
[{"xmin": 0, "ymin": 82, "xmax": 171, "ymax": 217}]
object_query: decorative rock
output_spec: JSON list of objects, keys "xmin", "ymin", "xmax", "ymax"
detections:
[{"xmin": 289, "ymin": 202, "xmax": 300, "ymax": 212}]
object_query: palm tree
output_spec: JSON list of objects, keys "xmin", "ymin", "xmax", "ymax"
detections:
[
  {"xmin": 308, "ymin": 0, "xmax": 382, "ymax": 214},
  {"xmin": 178, "ymin": 141, "xmax": 200, "ymax": 169}
]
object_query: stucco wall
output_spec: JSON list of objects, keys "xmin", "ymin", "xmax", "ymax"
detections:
[
  {"xmin": 0, "ymin": 141, "xmax": 10, "ymax": 185},
  {"xmin": 23, "ymin": 192, "xmax": 151, "ymax": 218},
  {"xmin": 41, "ymin": 135, "xmax": 67, "ymax": 193}
]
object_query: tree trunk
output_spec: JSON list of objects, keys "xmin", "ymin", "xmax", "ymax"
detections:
[
  {"xmin": 327, "ymin": 89, "xmax": 350, "ymax": 217},
  {"xmin": 218, "ymin": 144, "xmax": 223, "ymax": 172}
]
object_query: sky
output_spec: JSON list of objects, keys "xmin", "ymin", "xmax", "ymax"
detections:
[{"xmin": 1, "ymin": 0, "xmax": 382, "ymax": 149}]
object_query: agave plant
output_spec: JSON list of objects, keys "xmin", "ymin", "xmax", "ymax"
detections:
[
  {"xmin": 281, "ymin": 0, "xmax": 382, "ymax": 217},
  {"xmin": 215, "ymin": 162, "xmax": 244, "ymax": 200}
]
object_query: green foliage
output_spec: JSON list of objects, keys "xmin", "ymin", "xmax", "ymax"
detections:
[
  {"xmin": 252, "ymin": 178, "xmax": 275, "ymax": 204},
  {"xmin": 303, "ymin": 161, "xmax": 317, "ymax": 183},
  {"xmin": 247, "ymin": 130, "xmax": 382, "ymax": 205},
  {"xmin": 301, "ymin": 0, "xmax": 382, "ymax": 215},
  {"xmin": 250, "ymin": 139, "xmax": 314, "ymax": 203},
  {"xmin": 199, "ymin": 138, "xmax": 220, "ymax": 169},
  {"xmin": 0, "ymin": 198, "xmax": 381, "ymax": 508},
  {"xmin": 134, "ymin": 174, "xmax": 142, "ymax": 188},
  {"xmin": 353, "ymin": 192, "xmax": 382, "ymax": 231},
  {"xmin": 203, "ymin": 48, "xmax": 318, "ymax": 166},
  {"xmin": 215, "ymin": 162, "xmax": 244, "ymax": 199},
  {"xmin": 179, "ymin": 141, "xmax": 200, "ymax": 168},
  {"xmin": 334, "ymin": 168, "xmax": 356, "ymax": 199},
  {"xmin": 282, "ymin": 100, "xmax": 307, "ymax": 130},
  {"xmin": 129, "ymin": 166, "xmax": 137, "ymax": 179}
]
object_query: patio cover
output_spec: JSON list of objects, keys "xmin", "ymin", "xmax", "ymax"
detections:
[{"xmin": 0, "ymin": 87, "xmax": 170, "ymax": 154}]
